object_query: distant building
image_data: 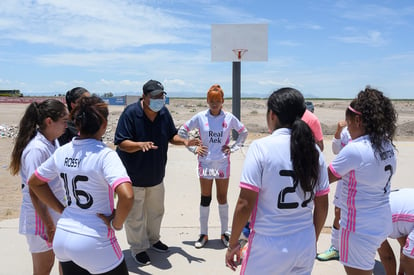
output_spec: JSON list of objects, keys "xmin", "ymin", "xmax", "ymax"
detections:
[{"xmin": 0, "ymin": 90, "xmax": 22, "ymax": 97}]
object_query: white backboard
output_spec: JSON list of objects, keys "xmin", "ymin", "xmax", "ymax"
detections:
[{"xmin": 211, "ymin": 24, "xmax": 268, "ymax": 62}]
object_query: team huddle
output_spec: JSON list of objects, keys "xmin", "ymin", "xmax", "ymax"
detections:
[{"xmin": 10, "ymin": 81, "xmax": 414, "ymax": 275}]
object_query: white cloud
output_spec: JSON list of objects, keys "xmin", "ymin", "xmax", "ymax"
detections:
[
  {"xmin": 339, "ymin": 3, "xmax": 412, "ymax": 25},
  {"xmin": 0, "ymin": 78, "xmax": 11, "ymax": 84},
  {"xmin": 285, "ymin": 23, "xmax": 322, "ymax": 30},
  {"xmin": 384, "ymin": 52, "xmax": 414, "ymax": 62},
  {"xmin": 164, "ymin": 79, "xmax": 187, "ymax": 86},
  {"xmin": 333, "ymin": 30, "xmax": 386, "ymax": 46},
  {"xmin": 258, "ymin": 79, "xmax": 297, "ymax": 87},
  {"xmin": 0, "ymin": 0, "xmax": 203, "ymax": 50},
  {"xmin": 119, "ymin": 80, "xmax": 140, "ymax": 87}
]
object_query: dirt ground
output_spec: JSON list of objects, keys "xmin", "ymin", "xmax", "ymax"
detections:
[{"xmin": 1, "ymin": 99, "xmax": 413, "ymax": 221}]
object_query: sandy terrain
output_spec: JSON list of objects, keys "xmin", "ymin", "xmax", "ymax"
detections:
[{"xmin": 1, "ymin": 98, "xmax": 413, "ymax": 221}]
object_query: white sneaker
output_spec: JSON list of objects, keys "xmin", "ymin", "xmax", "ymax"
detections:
[{"xmin": 195, "ymin": 234, "xmax": 208, "ymax": 249}]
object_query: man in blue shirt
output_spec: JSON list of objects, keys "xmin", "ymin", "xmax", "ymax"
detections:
[{"xmin": 114, "ymin": 79, "xmax": 199, "ymax": 266}]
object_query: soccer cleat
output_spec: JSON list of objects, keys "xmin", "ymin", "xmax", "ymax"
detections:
[
  {"xmin": 195, "ymin": 234, "xmax": 208, "ymax": 248},
  {"xmin": 316, "ymin": 245, "xmax": 340, "ymax": 261},
  {"xmin": 221, "ymin": 231, "xmax": 231, "ymax": 247}
]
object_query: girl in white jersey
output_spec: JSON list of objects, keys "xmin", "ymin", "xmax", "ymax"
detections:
[
  {"xmin": 9, "ymin": 99, "xmax": 68, "ymax": 275},
  {"xmin": 317, "ymin": 122, "xmax": 351, "ymax": 261},
  {"xmin": 378, "ymin": 188, "xmax": 414, "ymax": 275},
  {"xmin": 179, "ymin": 84, "xmax": 248, "ymax": 248},
  {"xmin": 28, "ymin": 96, "xmax": 134, "ymax": 275},
  {"xmin": 328, "ymin": 87, "xmax": 398, "ymax": 275},
  {"xmin": 225, "ymin": 87, "xmax": 329, "ymax": 274}
]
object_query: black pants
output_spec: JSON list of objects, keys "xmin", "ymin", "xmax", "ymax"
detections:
[{"xmin": 60, "ymin": 259, "xmax": 128, "ymax": 275}]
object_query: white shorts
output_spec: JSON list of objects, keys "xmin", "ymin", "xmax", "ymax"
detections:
[
  {"xmin": 333, "ymin": 181, "xmax": 342, "ymax": 207},
  {"xmin": 25, "ymin": 234, "xmax": 53, "ymax": 253},
  {"xmin": 198, "ymin": 158, "xmax": 230, "ymax": 179},
  {"xmin": 53, "ymin": 228, "xmax": 124, "ymax": 274},
  {"xmin": 241, "ymin": 227, "xmax": 315, "ymax": 275},
  {"xmin": 340, "ymin": 228, "xmax": 386, "ymax": 270},
  {"xmin": 403, "ymin": 230, "xmax": 414, "ymax": 259}
]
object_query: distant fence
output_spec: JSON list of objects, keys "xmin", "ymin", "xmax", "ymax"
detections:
[
  {"xmin": 0, "ymin": 97, "xmax": 65, "ymax": 103},
  {"xmin": 0, "ymin": 95, "xmax": 169, "ymax": 106}
]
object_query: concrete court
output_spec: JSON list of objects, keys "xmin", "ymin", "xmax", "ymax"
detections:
[{"xmin": 1, "ymin": 138, "xmax": 412, "ymax": 275}]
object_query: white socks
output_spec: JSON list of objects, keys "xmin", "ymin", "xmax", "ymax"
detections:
[
  {"xmin": 219, "ymin": 203, "xmax": 229, "ymax": 234},
  {"xmin": 200, "ymin": 205, "xmax": 210, "ymax": 235},
  {"xmin": 331, "ymin": 226, "xmax": 340, "ymax": 250},
  {"xmin": 200, "ymin": 203, "xmax": 229, "ymax": 235}
]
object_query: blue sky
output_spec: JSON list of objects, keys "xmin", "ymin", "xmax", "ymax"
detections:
[{"xmin": 0, "ymin": 0, "xmax": 413, "ymax": 98}]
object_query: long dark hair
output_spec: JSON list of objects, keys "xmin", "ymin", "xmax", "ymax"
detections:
[
  {"xmin": 10, "ymin": 99, "xmax": 67, "ymax": 175},
  {"xmin": 267, "ymin": 87, "xmax": 320, "ymax": 195},
  {"xmin": 72, "ymin": 95, "xmax": 108, "ymax": 137},
  {"xmin": 66, "ymin": 87, "xmax": 89, "ymax": 112},
  {"xmin": 347, "ymin": 86, "xmax": 397, "ymax": 153}
]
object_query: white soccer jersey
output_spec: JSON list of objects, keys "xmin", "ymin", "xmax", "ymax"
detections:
[
  {"xmin": 240, "ymin": 128, "xmax": 330, "ymax": 236},
  {"xmin": 182, "ymin": 109, "xmax": 247, "ymax": 161},
  {"xmin": 19, "ymin": 131, "xmax": 65, "ymax": 237},
  {"xmin": 34, "ymin": 138, "xmax": 130, "ymax": 238},
  {"xmin": 332, "ymin": 127, "xmax": 351, "ymax": 154},
  {"xmin": 329, "ymin": 135, "xmax": 396, "ymax": 236},
  {"xmin": 389, "ymin": 189, "xmax": 414, "ymax": 239},
  {"xmin": 332, "ymin": 127, "xmax": 351, "ymax": 207}
]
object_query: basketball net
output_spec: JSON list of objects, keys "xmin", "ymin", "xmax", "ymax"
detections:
[{"xmin": 232, "ymin": 49, "xmax": 248, "ymax": 61}]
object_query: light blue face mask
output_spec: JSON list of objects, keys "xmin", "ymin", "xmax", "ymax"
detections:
[{"xmin": 149, "ymin": 98, "xmax": 165, "ymax": 112}]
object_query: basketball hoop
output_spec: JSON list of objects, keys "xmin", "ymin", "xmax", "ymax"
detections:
[{"xmin": 232, "ymin": 49, "xmax": 248, "ymax": 61}]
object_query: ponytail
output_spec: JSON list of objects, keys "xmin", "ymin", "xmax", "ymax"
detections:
[
  {"xmin": 9, "ymin": 102, "xmax": 41, "ymax": 175},
  {"xmin": 290, "ymin": 119, "xmax": 320, "ymax": 196}
]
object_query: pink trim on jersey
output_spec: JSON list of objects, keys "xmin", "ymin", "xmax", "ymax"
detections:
[
  {"xmin": 240, "ymin": 182, "xmax": 259, "ymax": 193},
  {"xmin": 409, "ymin": 239, "xmax": 414, "ymax": 256},
  {"xmin": 198, "ymin": 161, "xmax": 202, "ymax": 175},
  {"xmin": 241, "ymin": 192, "xmax": 259, "ymax": 275},
  {"xmin": 237, "ymin": 126, "xmax": 246, "ymax": 133},
  {"xmin": 108, "ymin": 229, "xmax": 123, "ymax": 259},
  {"xmin": 392, "ymin": 213, "xmax": 414, "ymax": 223},
  {"xmin": 183, "ymin": 124, "xmax": 190, "ymax": 131},
  {"xmin": 35, "ymin": 212, "xmax": 43, "ymax": 236},
  {"xmin": 346, "ymin": 171, "xmax": 357, "ymax": 232},
  {"xmin": 111, "ymin": 177, "xmax": 131, "ymax": 192},
  {"xmin": 328, "ymin": 164, "xmax": 341, "ymax": 178},
  {"xmin": 316, "ymin": 186, "xmax": 330, "ymax": 197},
  {"xmin": 34, "ymin": 170, "xmax": 50, "ymax": 183},
  {"xmin": 226, "ymin": 157, "xmax": 230, "ymax": 177},
  {"xmin": 34, "ymin": 212, "xmax": 51, "ymax": 244},
  {"xmin": 240, "ymin": 230, "xmax": 255, "ymax": 275},
  {"xmin": 341, "ymin": 229, "xmax": 350, "ymax": 263}
]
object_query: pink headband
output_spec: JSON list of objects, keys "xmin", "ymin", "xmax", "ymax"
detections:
[{"xmin": 348, "ymin": 106, "xmax": 362, "ymax": 115}]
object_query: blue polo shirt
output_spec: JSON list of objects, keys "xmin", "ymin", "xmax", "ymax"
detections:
[{"xmin": 114, "ymin": 99, "xmax": 178, "ymax": 187}]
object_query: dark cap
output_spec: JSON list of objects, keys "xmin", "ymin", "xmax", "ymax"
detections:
[{"xmin": 143, "ymin": 80, "xmax": 166, "ymax": 97}]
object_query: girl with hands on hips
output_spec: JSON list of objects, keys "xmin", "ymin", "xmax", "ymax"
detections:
[{"xmin": 179, "ymin": 84, "xmax": 248, "ymax": 249}]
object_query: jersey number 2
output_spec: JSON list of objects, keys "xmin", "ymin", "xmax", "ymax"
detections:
[{"xmin": 277, "ymin": 170, "xmax": 312, "ymax": 209}]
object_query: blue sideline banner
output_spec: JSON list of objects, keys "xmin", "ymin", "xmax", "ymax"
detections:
[{"xmin": 102, "ymin": 96, "xmax": 126, "ymax": 105}]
